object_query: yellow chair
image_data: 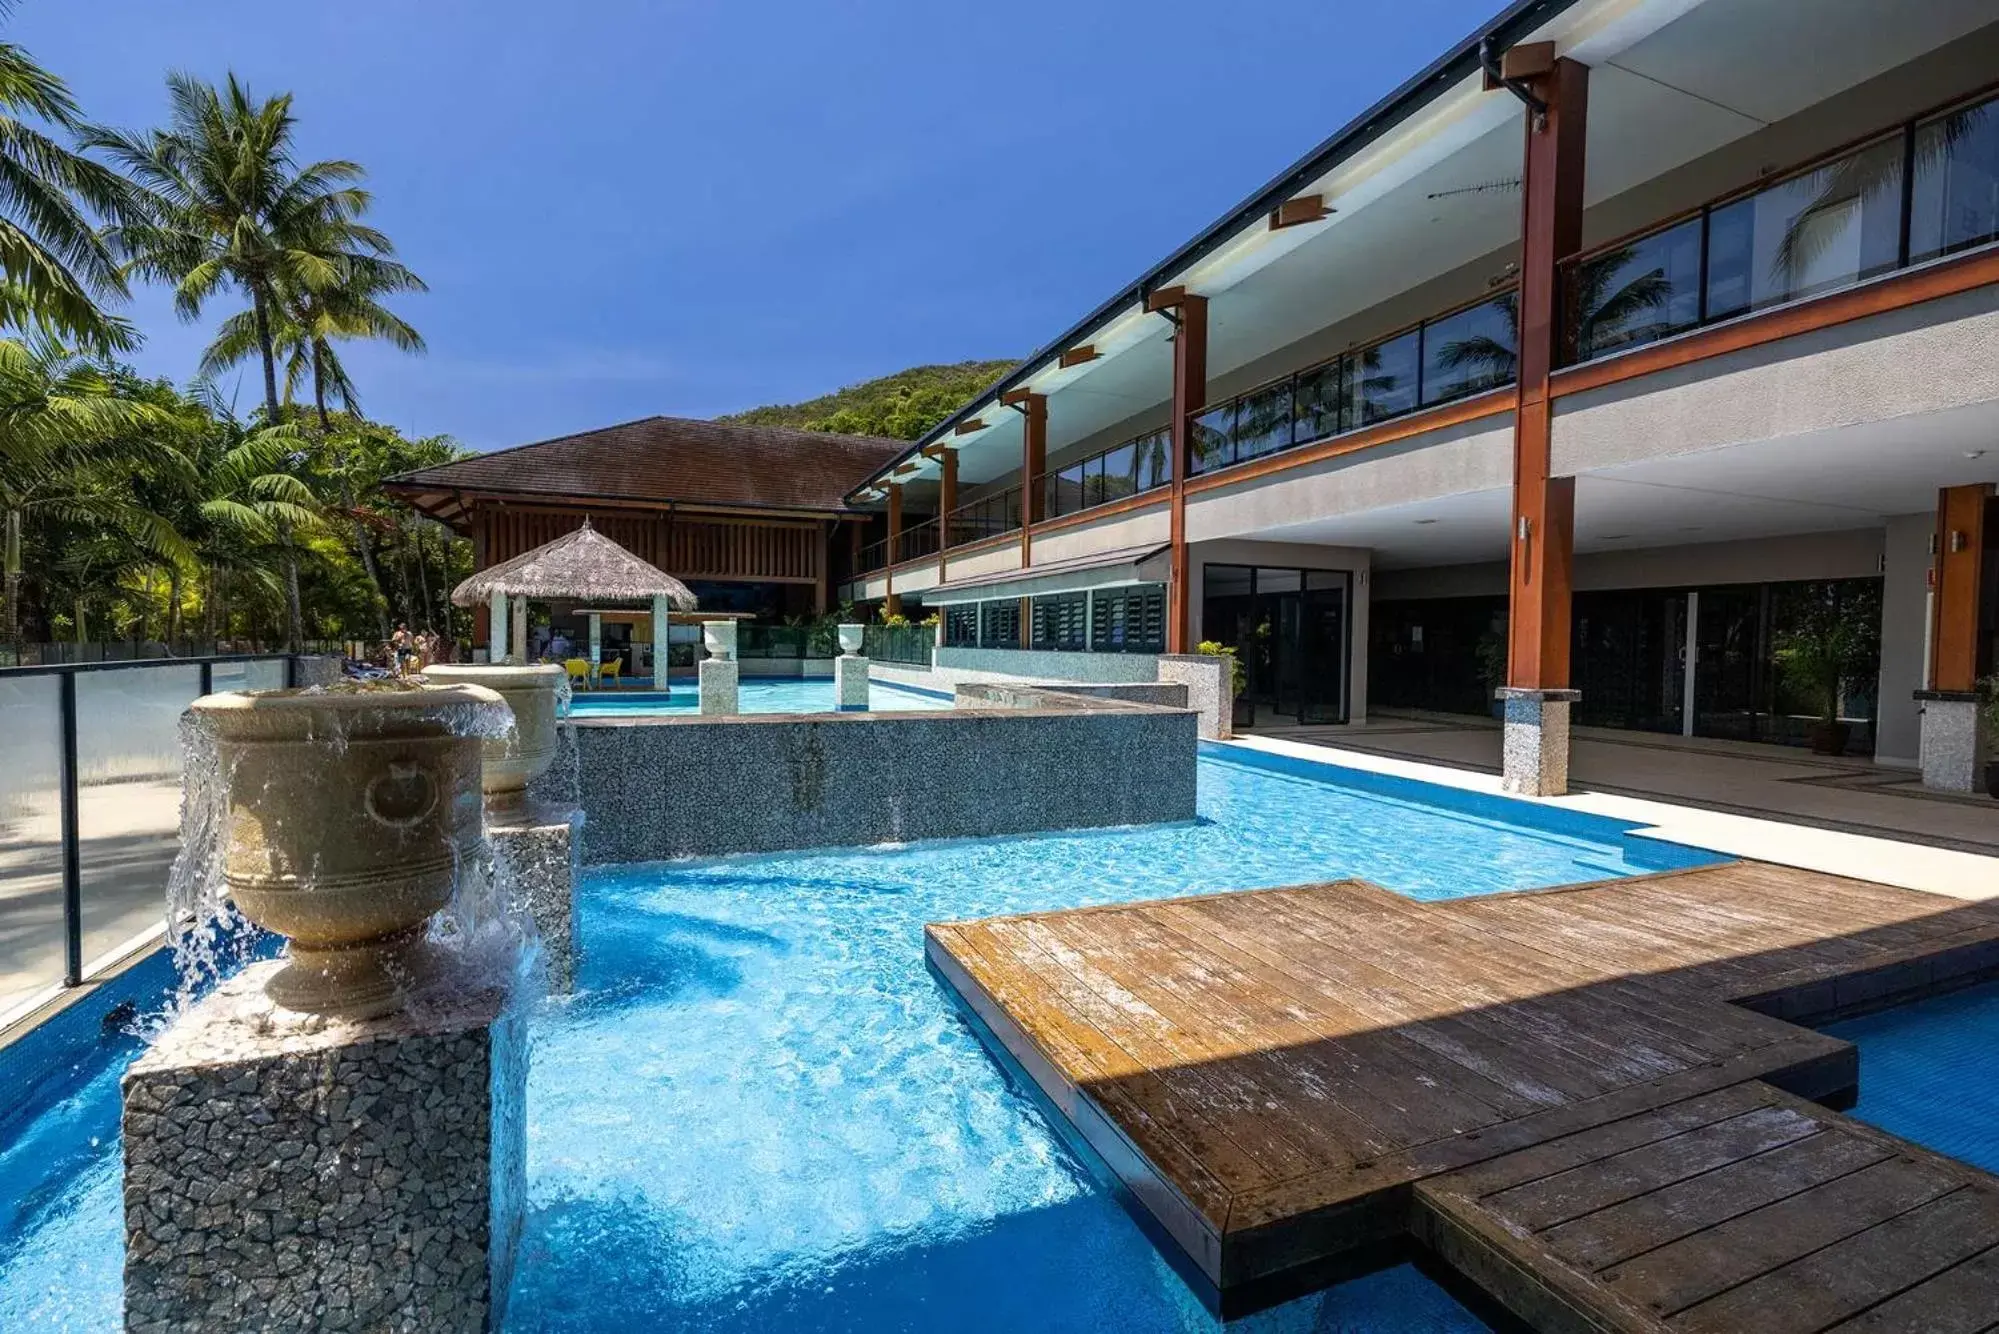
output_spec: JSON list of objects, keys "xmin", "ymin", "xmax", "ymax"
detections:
[
  {"xmin": 563, "ymin": 658, "xmax": 591, "ymax": 690},
  {"xmin": 598, "ymin": 658, "xmax": 623, "ymax": 688}
]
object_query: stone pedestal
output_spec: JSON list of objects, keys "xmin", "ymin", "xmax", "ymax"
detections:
[
  {"xmin": 489, "ymin": 804, "xmax": 583, "ymax": 992},
  {"xmin": 698, "ymin": 659, "xmax": 739, "ymax": 715},
  {"xmin": 1916, "ymin": 691, "xmax": 1991, "ymax": 793},
  {"xmin": 835, "ymin": 655, "xmax": 870, "ymax": 711},
  {"xmin": 1498, "ymin": 687, "xmax": 1578, "ymax": 797},
  {"xmin": 1156, "ymin": 655, "xmax": 1232, "ymax": 740},
  {"xmin": 122, "ymin": 962, "xmax": 526, "ymax": 1333}
]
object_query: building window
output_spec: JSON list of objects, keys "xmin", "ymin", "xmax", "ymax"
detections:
[
  {"xmin": 980, "ymin": 599, "xmax": 1020, "ymax": 648},
  {"xmin": 1031, "ymin": 593, "xmax": 1088, "ymax": 651},
  {"xmin": 1090, "ymin": 584, "xmax": 1166, "ymax": 653},
  {"xmin": 943, "ymin": 604, "xmax": 979, "ymax": 647}
]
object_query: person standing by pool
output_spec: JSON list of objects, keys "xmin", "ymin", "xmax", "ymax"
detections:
[{"xmin": 390, "ymin": 623, "xmax": 416, "ymax": 678}]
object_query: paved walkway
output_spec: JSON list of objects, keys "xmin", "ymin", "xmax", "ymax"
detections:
[{"xmin": 1249, "ymin": 710, "xmax": 1999, "ymax": 860}]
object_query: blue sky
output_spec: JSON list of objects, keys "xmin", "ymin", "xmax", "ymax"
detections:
[{"xmin": 16, "ymin": 0, "xmax": 1500, "ymax": 451}]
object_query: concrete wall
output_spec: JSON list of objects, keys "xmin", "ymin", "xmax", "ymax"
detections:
[
  {"xmin": 932, "ymin": 646, "xmax": 1162, "ymax": 683},
  {"xmin": 572, "ymin": 707, "xmax": 1197, "ymax": 862},
  {"xmin": 1552, "ymin": 288, "xmax": 1999, "ymax": 473},
  {"xmin": 1876, "ymin": 513, "xmax": 1935, "ymax": 767},
  {"xmin": 1373, "ymin": 530, "xmax": 1889, "ymax": 601}
]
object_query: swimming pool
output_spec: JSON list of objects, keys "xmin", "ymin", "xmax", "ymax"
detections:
[
  {"xmin": 1828, "ymin": 978, "xmax": 1999, "ymax": 1174},
  {"xmin": 0, "ymin": 748, "xmax": 1724, "ymax": 1329},
  {"xmin": 566, "ymin": 678, "xmax": 952, "ymax": 716}
]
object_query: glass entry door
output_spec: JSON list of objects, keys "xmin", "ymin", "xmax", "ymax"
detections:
[
  {"xmin": 1200, "ymin": 564, "xmax": 1350, "ymax": 725},
  {"xmin": 1693, "ymin": 585, "xmax": 1767, "ymax": 743}
]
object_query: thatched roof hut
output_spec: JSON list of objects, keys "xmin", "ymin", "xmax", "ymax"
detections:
[{"xmin": 450, "ymin": 520, "xmax": 697, "ymax": 610}]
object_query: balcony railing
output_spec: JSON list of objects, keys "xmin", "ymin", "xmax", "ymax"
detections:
[
  {"xmin": 1188, "ymin": 288, "xmax": 1518, "ymax": 478},
  {"xmin": 946, "ymin": 485, "xmax": 1024, "ymax": 549},
  {"xmin": 1566, "ymin": 87, "xmax": 1999, "ymax": 364},
  {"xmin": 1044, "ymin": 427, "xmax": 1173, "ymax": 520}
]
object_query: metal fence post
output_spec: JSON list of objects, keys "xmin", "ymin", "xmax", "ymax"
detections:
[{"xmin": 58, "ymin": 670, "xmax": 82, "ymax": 987}]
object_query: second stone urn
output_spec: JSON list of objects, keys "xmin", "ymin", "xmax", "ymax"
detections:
[
  {"xmin": 703, "ymin": 619, "xmax": 738, "ymax": 661},
  {"xmin": 420, "ymin": 662, "xmax": 565, "ymax": 812},
  {"xmin": 190, "ymin": 681, "xmax": 505, "ymax": 1019},
  {"xmin": 838, "ymin": 623, "xmax": 864, "ymax": 656}
]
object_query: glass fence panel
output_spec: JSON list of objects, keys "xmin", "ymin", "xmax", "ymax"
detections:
[
  {"xmin": 1293, "ymin": 359, "xmax": 1348, "ymax": 444},
  {"xmin": 1911, "ymin": 94, "xmax": 1999, "ymax": 264},
  {"xmin": 1134, "ymin": 430, "xmax": 1171, "ymax": 491},
  {"xmin": 1574, "ymin": 216, "xmax": 1704, "ymax": 359},
  {"xmin": 1082, "ymin": 453, "xmax": 1108, "ymax": 508},
  {"xmin": 210, "ymin": 658, "xmax": 289, "ymax": 693},
  {"xmin": 1351, "ymin": 328, "xmax": 1420, "ymax": 424},
  {"xmin": 75, "ymin": 664, "xmax": 200, "ymax": 976},
  {"xmin": 1422, "ymin": 294, "xmax": 1518, "ymax": 406},
  {"xmin": 1233, "ymin": 380, "xmax": 1294, "ymax": 461},
  {"xmin": 1706, "ymin": 136, "xmax": 1906, "ymax": 320},
  {"xmin": 1047, "ymin": 465, "xmax": 1085, "ymax": 519},
  {"xmin": 1190, "ymin": 404, "xmax": 1234, "ymax": 475},
  {"xmin": 0, "ymin": 673, "xmax": 64, "ymax": 1015},
  {"xmin": 1101, "ymin": 443, "xmax": 1137, "ymax": 501}
]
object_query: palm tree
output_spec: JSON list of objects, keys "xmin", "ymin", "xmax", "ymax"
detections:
[
  {"xmin": 87, "ymin": 72, "xmax": 390, "ymax": 648},
  {"xmin": 0, "ymin": 335, "xmax": 176, "ymax": 646},
  {"xmin": 0, "ymin": 8, "xmax": 134, "ymax": 352},
  {"xmin": 180, "ymin": 411, "xmax": 320, "ymax": 644}
]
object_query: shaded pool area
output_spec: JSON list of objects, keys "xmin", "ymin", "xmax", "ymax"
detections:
[
  {"xmin": 565, "ymin": 678, "xmax": 951, "ymax": 716},
  {"xmin": 1829, "ymin": 978, "xmax": 1999, "ymax": 1174},
  {"xmin": 0, "ymin": 747, "xmax": 1731, "ymax": 1329}
]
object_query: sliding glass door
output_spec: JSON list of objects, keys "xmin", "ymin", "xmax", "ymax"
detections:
[{"xmin": 1200, "ymin": 564, "xmax": 1350, "ymax": 725}]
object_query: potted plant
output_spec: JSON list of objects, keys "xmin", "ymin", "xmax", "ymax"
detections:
[
  {"xmin": 1198, "ymin": 640, "xmax": 1252, "ymax": 728},
  {"xmin": 1773, "ymin": 591, "xmax": 1876, "ymax": 756}
]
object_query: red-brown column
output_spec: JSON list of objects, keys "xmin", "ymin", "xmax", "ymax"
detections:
[
  {"xmin": 1019, "ymin": 393, "xmax": 1047, "ymax": 567},
  {"xmin": 1167, "ymin": 295, "xmax": 1209, "ymax": 653},
  {"xmin": 1930, "ymin": 483, "xmax": 1992, "ymax": 692},
  {"xmin": 938, "ymin": 450, "xmax": 958, "ymax": 579},
  {"xmin": 1506, "ymin": 58, "xmax": 1586, "ymax": 691},
  {"xmin": 884, "ymin": 482, "xmax": 902, "ymax": 617}
]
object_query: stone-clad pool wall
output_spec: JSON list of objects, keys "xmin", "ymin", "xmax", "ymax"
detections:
[{"xmin": 571, "ymin": 704, "xmax": 1198, "ymax": 863}]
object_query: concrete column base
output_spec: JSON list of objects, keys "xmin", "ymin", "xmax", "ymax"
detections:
[
  {"xmin": 698, "ymin": 659, "xmax": 739, "ymax": 715},
  {"xmin": 835, "ymin": 655, "xmax": 871, "ymax": 711},
  {"xmin": 1916, "ymin": 692, "xmax": 1991, "ymax": 793},
  {"xmin": 122, "ymin": 962, "xmax": 527, "ymax": 1333},
  {"xmin": 489, "ymin": 804, "xmax": 583, "ymax": 992},
  {"xmin": 1497, "ymin": 688, "xmax": 1578, "ymax": 797}
]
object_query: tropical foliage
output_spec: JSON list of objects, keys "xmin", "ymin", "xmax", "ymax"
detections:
[
  {"xmin": 0, "ymin": 17, "xmax": 457, "ymax": 659},
  {"xmin": 722, "ymin": 359, "xmax": 1015, "ymax": 441}
]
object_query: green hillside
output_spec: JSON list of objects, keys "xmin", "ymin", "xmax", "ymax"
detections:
[{"xmin": 720, "ymin": 359, "xmax": 1016, "ymax": 442}]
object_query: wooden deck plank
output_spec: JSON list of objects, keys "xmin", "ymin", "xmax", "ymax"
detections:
[
  {"xmin": 923, "ymin": 859, "xmax": 1999, "ymax": 1323},
  {"xmin": 1828, "ymin": 1242, "xmax": 1999, "ymax": 1333}
]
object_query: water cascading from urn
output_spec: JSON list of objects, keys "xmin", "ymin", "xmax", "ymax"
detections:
[{"xmin": 167, "ymin": 678, "xmax": 526, "ymax": 1020}]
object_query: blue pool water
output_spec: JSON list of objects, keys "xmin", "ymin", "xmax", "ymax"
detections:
[
  {"xmin": 566, "ymin": 678, "xmax": 951, "ymax": 716},
  {"xmin": 0, "ymin": 749, "xmax": 1728, "ymax": 1330},
  {"xmin": 1827, "ymin": 979, "xmax": 1999, "ymax": 1173}
]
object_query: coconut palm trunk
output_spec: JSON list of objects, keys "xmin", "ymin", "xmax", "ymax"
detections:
[{"xmin": 251, "ymin": 291, "xmax": 305, "ymax": 652}]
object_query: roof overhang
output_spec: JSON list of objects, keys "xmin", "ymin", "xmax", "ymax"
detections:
[{"xmin": 922, "ymin": 544, "xmax": 1171, "ymax": 605}]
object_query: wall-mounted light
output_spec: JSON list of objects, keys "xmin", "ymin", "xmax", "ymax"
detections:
[
  {"xmin": 1517, "ymin": 516, "xmax": 1532, "ymax": 542},
  {"xmin": 1950, "ymin": 530, "xmax": 1968, "ymax": 554}
]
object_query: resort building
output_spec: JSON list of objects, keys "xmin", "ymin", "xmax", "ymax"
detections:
[
  {"xmin": 832, "ymin": 0, "xmax": 1999, "ymax": 795},
  {"xmin": 386, "ymin": 415, "xmax": 903, "ymax": 670}
]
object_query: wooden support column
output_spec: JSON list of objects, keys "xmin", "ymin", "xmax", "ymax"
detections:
[
  {"xmin": 1505, "ymin": 57, "xmax": 1586, "ymax": 692},
  {"xmin": 812, "ymin": 521, "xmax": 829, "ymax": 615},
  {"xmin": 1161, "ymin": 291, "xmax": 1209, "ymax": 653},
  {"xmin": 938, "ymin": 450, "xmax": 958, "ymax": 579},
  {"xmin": 884, "ymin": 482, "xmax": 902, "ymax": 617},
  {"xmin": 1930, "ymin": 483, "xmax": 1993, "ymax": 692},
  {"xmin": 1018, "ymin": 393, "xmax": 1047, "ymax": 567}
]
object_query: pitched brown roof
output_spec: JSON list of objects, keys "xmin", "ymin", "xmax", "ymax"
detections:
[{"xmin": 386, "ymin": 415, "xmax": 904, "ymax": 516}]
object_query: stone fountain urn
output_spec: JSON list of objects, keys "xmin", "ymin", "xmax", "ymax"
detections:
[
  {"xmin": 704, "ymin": 619, "xmax": 738, "ymax": 661},
  {"xmin": 420, "ymin": 662, "xmax": 565, "ymax": 812},
  {"xmin": 189, "ymin": 681, "xmax": 505, "ymax": 1019},
  {"xmin": 839, "ymin": 623, "xmax": 864, "ymax": 656}
]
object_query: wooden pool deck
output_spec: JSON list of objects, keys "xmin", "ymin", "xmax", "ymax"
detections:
[{"xmin": 925, "ymin": 863, "xmax": 1999, "ymax": 1326}]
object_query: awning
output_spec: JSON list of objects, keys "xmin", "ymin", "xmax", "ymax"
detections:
[{"xmin": 922, "ymin": 544, "xmax": 1170, "ymax": 605}]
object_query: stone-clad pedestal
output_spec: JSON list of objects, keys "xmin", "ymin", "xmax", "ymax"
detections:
[
  {"xmin": 698, "ymin": 659, "xmax": 739, "ymax": 715},
  {"xmin": 834, "ymin": 655, "xmax": 870, "ymax": 711},
  {"xmin": 1916, "ymin": 691, "xmax": 1990, "ymax": 793},
  {"xmin": 1497, "ymin": 687, "xmax": 1578, "ymax": 797},
  {"xmin": 489, "ymin": 804, "xmax": 583, "ymax": 992},
  {"xmin": 122, "ymin": 964, "xmax": 526, "ymax": 1334}
]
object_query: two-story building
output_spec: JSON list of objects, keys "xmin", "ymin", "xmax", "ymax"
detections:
[{"xmin": 837, "ymin": 0, "xmax": 1999, "ymax": 796}]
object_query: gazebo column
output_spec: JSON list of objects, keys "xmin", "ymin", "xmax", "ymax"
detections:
[
  {"xmin": 511, "ymin": 595, "xmax": 529, "ymax": 663},
  {"xmin": 651, "ymin": 595, "xmax": 671, "ymax": 694},
  {"xmin": 488, "ymin": 590, "xmax": 509, "ymax": 664},
  {"xmin": 587, "ymin": 612, "xmax": 602, "ymax": 680}
]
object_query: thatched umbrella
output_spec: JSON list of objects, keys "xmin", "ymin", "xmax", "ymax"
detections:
[{"xmin": 451, "ymin": 520, "xmax": 696, "ymax": 676}]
